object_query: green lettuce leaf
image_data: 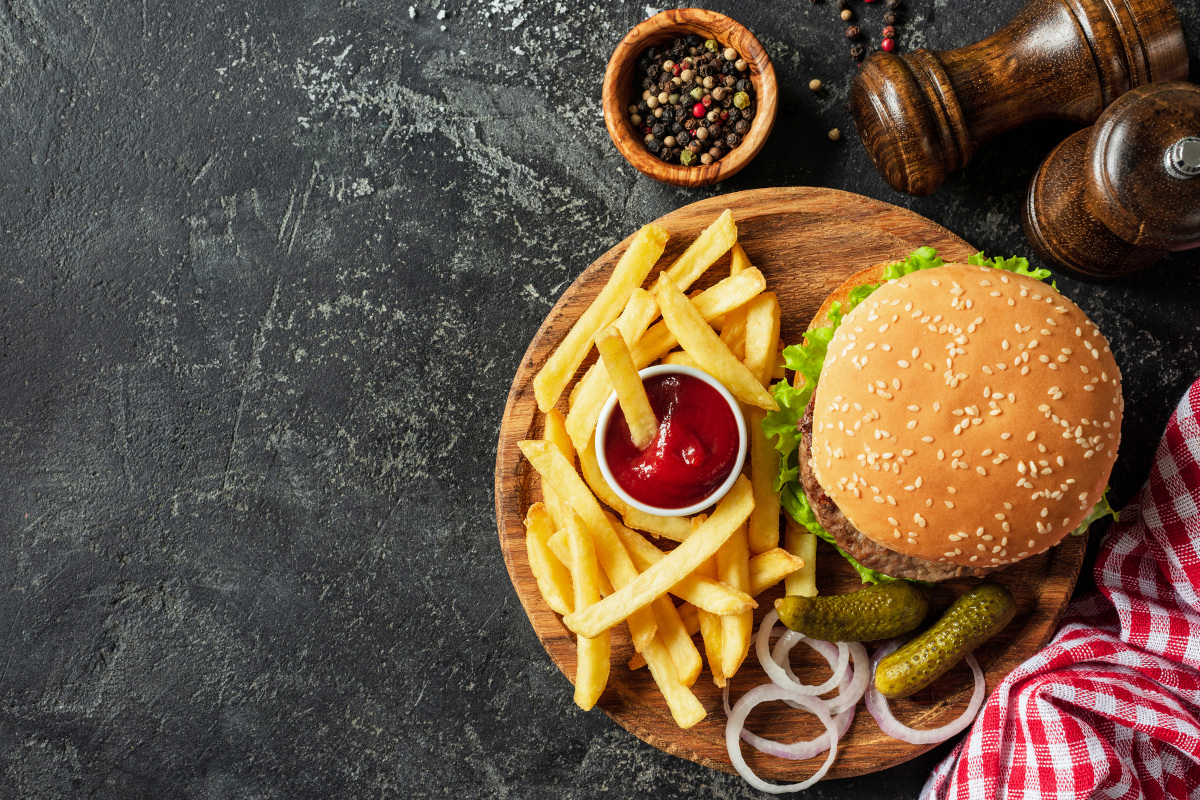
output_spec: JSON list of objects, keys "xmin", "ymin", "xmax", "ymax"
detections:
[
  {"xmin": 763, "ymin": 247, "xmax": 1054, "ymax": 584},
  {"xmin": 1071, "ymin": 487, "xmax": 1118, "ymax": 536}
]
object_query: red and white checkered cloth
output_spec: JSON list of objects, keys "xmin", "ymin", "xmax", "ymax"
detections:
[{"xmin": 923, "ymin": 378, "xmax": 1200, "ymax": 800}]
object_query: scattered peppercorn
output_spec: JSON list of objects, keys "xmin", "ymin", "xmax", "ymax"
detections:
[
  {"xmin": 846, "ymin": 25, "xmax": 861, "ymax": 39},
  {"xmin": 836, "ymin": 0, "xmax": 851, "ymax": 8},
  {"xmin": 882, "ymin": 25, "xmax": 896, "ymax": 38},
  {"xmin": 886, "ymin": 0, "xmax": 901, "ymax": 7},
  {"xmin": 809, "ymin": 78, "xmax": 823, "ymax": 92},
  {"xmin": 881, "ymin": 37, "xmax": 895, "ymax": 51},
  {"xmin": 840, "ymin": 8, "xmax": 853, "ymax": 20},
  {"xmin": 883, "ymin": 10, "xmax": 898, "ymax": 23},
  {"xmin": 828, "ymin": 128, "xmax": 842, "ymax": 141},
  {"xmin": 850, "ymin": 43, "xmax": 866, "ymax": 60}
]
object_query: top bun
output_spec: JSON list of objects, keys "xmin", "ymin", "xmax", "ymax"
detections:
[{"xmin": 809, "ymin": 263, "xmax": 1123, "ymax": 570}]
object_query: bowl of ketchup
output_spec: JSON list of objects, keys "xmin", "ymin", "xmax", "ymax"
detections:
[{"xmin": 595, "ymin": 365, "xmax": 747, "ymax": 517}]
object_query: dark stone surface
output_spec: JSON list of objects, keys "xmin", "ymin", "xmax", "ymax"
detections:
[{"xmin": 0, "ymin": 0, "xmax": 1195, "ymax": 797}]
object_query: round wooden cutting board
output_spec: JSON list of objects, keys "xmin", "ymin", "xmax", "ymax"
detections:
[{"xmin": 494, "ymin": 188, "xmax": 1087, "ymax": 781}]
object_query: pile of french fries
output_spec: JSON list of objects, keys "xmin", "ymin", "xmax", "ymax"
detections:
[{"xmin": 520, "ymin": 210, "xmax": 817, "ymax": 729}]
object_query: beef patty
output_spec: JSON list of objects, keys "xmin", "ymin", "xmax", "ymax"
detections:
[{"xmin": 798, "ymin": 397, "xmax": 995, "ymax": 582}]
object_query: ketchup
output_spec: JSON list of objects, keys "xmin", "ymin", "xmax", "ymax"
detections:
[{"xmin": 604, "ymin": 373, "xmax": 739, "ymax": 509}]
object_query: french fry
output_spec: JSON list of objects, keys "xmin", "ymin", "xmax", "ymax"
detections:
[
  {"xmin": 717, "ymin": 523, "xmax": 753, "ymax": 679},
  {"xmin": 655, "ymin": 275, "xmax": 778, "ymax": 411},
  {"xmin": 642, "ymin": 636, "xmax": 707, "ymax": 728},
  {"xmin": 660, "ymin": 350, "xmax": 700, "ymax": 370},
  {"xmin": 747, "ymin": 408, "xmax": 782, "ymax": 554},
  {"xmin": 541, "ymin": 410, "xmax": 576, "ymax": 532},
  {"xmin": 605, "ymin": 517, "xmax": 755, "ymax": 615},
  {"xmin": 519, "ymin": 440, "xmax": 658, "ymax": 650},
  {"xmin": 565, "ymin": 513, "xmax": 609, "ymax": 710},
  {"xmin": 742, "ymin": 291, "xmax": 784, "ymax": 554},
  {"xmin": 563, "ymin": 476, "xmax": 754, "ymax": 640},
  {"xmin": 596, "ymin": 326, "xmax": 658, "ymax": 450},
  {"xmin": 650, "ymin": 595, "xmax": 702, "ymax": 687},
  {"xmin": 662, "ymin": 209, "xmax": 737, "ymax": 293},
  {"xmin": 568, "ymin": 289, "xmax": 659, "ymax": 409},
  {"xmin": 534, "ymin": 224, "xmax": 668, "ymax": 412},
  {"xmin": 695, "ymin": 553, "xmax": 726, "ymax": 687},
  {"xmin": 524, "ymin": 503, "xmax": 574, "ymax": 616},
  {"xmin": 565, "ymin": 268, "xmax": 766, "ymax": 451},
  {"xmin": 719, "ymin": 244, "xmax": 753, "ymax": 361},
  {"xmin": 784, "ymin": 517, "xmax": 819, "ymax": 597},
  {"xmin": 577, "ymin": 442, "xmax": 692, "ymax": 542}
]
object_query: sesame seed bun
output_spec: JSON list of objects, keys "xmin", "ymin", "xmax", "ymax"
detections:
[{"xmin": 806, "ymin": 263, "xmax": 1123, "ymax": 570}]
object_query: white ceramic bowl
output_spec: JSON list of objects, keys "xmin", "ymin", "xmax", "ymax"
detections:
[{"xmin": 594, "ymin": 364, "xmax": 747, "ymax": 517}]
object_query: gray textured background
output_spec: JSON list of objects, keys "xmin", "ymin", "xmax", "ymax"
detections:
[{"xmin": 0, "ymin": 0, "xmax": 1196, "ymax": 797}]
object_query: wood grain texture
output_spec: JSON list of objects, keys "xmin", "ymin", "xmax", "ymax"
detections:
[
  {"xmin": 849, "ymin": 0, "xmax": 1187, "ymax": 196},
  {"xmin": 1024, "ymin": 82, "xmax": 1200, "ymax": 279},
  {"xmin": 494, "ymin": 188, "xmax": 1088, "ymax": 781},
  {"xmin": 602, "ymin": 9, "xmax": 777, "ymax": 188}
]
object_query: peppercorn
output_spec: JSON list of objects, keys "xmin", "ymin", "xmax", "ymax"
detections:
[
  {"xmin": 646, "ymin": 47, "xmax": 659, "ymax": 60},
  {"xmin": 651, "ymin": 122, "xmax": 665, "ymax": 137},
  {"xmin": 708, "ymin": 146, "xmax": 723, "ymax": 159},
  {"xmin": 680, "ymin": 150, "xmax": 697, "ymax": 166},
  {"xmin": 741, "ymin": 105, "xmax": 756, "ymax": 121},
  {"xmin": 733, "ymin": 91, "xmax": 750, "ymax": 109},
  {"xmin": 828, "ymin": 128, "xmax": 842, "ymax": 141},
  {"xmin": 883, "ymin": 10, "xmax": 898, "ymax": 23},
  {"xmin": 723, "ymin": 47, "xmax": 737, "ymax": 60},
  {"xmin": 657, "ymin": 91, "xmax": 669, "ymax": 104},
  {"xmin": 809, "ymin": 78, "xmax": 822, "ymax": 92},
  {"xmin": 663, "ymin": 135, "xmax": 677, "ymax": 148},
  {"xmin": 702, "ymin": 75, "xmax": 715, "ymax": 89},
  {"xmin": 846, "ymin": 25, "xmax": 860, "ymax": 39},
  {"xmin": 630, "ymin": 114, "xmax": 642, "ymax": 126},
  {"xmin": 695, "ymin": 126, "xmax": 709, "ymax": 141},
  {"xmin": 647, "ymin": 64, "xmax": 660, "ymax": 79},
  {"xmin": 684, "ymin": 118, "xmax": 699, "ymax": 131},
  {"xmin": 723, "ymin": 74, "xmax": 737, "ymax": 88},
  {"xmin": 882, "ymin": 25, "xmax": 896, "ymax": 38},
  {"xmin": 726, "ymin": 132, "xmax": 741, "ymax": 147},
  {"xmin": 646, "ymin": 138, "xmax": 661, "ymax": 153},
  {"xmin": 881, "ymin": 37, "xmax": 896, "ymax": 52},
  {"xmin": 720, "ymin": 60, "xmax": 735, "ymax": 76},
  {"xmin": 676, "ymin": 130, "xmax": 690, "ymax": 145},
  {"xmin": 841, "ymin": 8, "xmax": 853, "ymax": 20},
  {"xmin": 727, "ymin": 107, "xmax": 741, "ymax": 122},
  {"xmin": 686, "ymin": 33, "xmax": 702, "ymax": 48},
  {"xmin": 836, "ymin": 0, "xmax": 851, "ymax": 8},
  {"xmin": 734, "ymin": 59, "xmax": 747, "ymax": 72},
  {"xmin": 705, "ymin": 39, "xmax": 718, "ymax": 52},
  {"xmin": 734, "ymin": 119, "xmax": 749, "ymax": 134},
  {"xmin": 712, "ymin": 86, "xmax": 726, "ymax": 101},
  {"xmin": 735, "ymin": 78, "xmax": 751, "ymax": 93},
  {"xmin": 688, "ymin": 140, "xmax": 702, "ymax": 154},
  {"xmin": 850, "ymin": 43, "xmax": 866, "ymax": 60},
  {"xmin": 885, "ymin": 0, "xmax": 901, "ymax": 7},
  {"xmin": 700, "ymin": 153, "xmax": 714, "ymax": 165}
]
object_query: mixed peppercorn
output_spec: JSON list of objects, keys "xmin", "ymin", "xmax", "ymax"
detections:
[{"xmin": 628, "ymin": 34, "xmax": 756, "ymax": 167}]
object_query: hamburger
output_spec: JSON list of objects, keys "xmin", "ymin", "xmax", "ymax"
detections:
[{"xmin": 764, "ymin": 248, "xmax": 1121, "ymax": 583}]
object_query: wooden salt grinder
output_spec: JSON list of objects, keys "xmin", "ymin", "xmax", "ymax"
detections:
[
  {"xmin": 848, "ymin": 0, "xmax": 1187, "ymax": 196},
  {"xmin": 1023, "ymin": 82, "xmax": 1200, "ymax": 279}
]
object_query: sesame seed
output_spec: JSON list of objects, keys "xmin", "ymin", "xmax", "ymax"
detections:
[{"xmin": 1027, "ymin": 431, "xmax": 1037, "ymax": 441}]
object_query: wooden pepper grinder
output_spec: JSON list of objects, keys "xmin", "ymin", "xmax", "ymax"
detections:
[
  {"xmin": 848, "ymin": 0, "xmax": 1187, "ymax": 196},
  {"xmin": 1023, "ymin": 82, "xmax": 1200, "ymax": 279}
]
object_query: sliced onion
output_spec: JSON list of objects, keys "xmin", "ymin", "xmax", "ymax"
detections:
[
  {"xmin": 755, "ymin": 610, "xmax": 848, "ymax": 696},
  {"xmin": 775, "ymin": 637, "xmax": 870, "ymax": 717},
  {"xmin": 725, "ymin": 684, "xmax": 840, "ymax": 793},
  {"xmin": 863, "ymin": 639, "xmax": 986, "ymax": 745}
]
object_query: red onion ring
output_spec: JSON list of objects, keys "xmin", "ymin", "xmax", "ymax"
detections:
[
  {"xmin": 863, "ymin": 639, "xmax": 986, "ymax": 745},
  {"xmin": 755, "ymin": 610, "xmax": 848, "ymax": 696},
  {"xmin": 724, "ymin": 684, "xmax": 839, "ymax": 793}
]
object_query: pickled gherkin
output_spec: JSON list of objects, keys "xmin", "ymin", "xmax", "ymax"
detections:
[
  {"xmin": 774, "ymin": 581, "xmax": 929, "ymax": 642},
  {"xmin": 874, "ymin": 582, "xmax": 1016, "ymax": 699}
]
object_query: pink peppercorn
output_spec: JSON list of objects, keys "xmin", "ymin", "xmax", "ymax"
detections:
[
  {"xmin": 693, "ymin": 102, "xmax": 705, "ymax": 117},
  {"xmin": 882, "ymin": 25, "xmax": 896, "ymax": 38},
  {"xmin": 702, "ymin": 94, "xmax": 713, "ymax": 108},
  {"xmin": 880, "ymin": 37, "xmax": 895, "ymax": 52},
  {"xmin": 672, "ymin": 64, "xmax": 682, "ymax": 76},
  {"xmin": 720, "ymin": 110, "xmax": 729, "ymax": 121}
]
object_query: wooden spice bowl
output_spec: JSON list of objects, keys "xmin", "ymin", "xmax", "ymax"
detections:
[{"xmin": 602, "ymin": 9, "xmax": 778, "ymax": 188}]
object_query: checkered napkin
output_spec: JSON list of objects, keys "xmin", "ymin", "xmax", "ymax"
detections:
[{"xmin": 922, "ymin": 377, "xmax": 1200, "ymax": 800}]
